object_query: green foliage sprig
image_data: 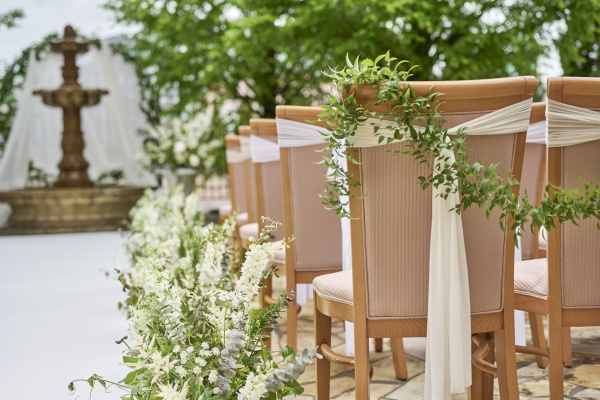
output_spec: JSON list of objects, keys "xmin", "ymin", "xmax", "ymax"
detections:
[{"xmin": 317, "ymin": 52, "xmax": 600, "ymax": 244}]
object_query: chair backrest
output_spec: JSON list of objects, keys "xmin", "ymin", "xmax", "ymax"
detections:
[
  {"xmin": 547, "ymin": 77, "xmax": 600, "ymax": 309},
  {"xmin": 239, "ymin": 125, "xmax": 257, "ymax": 223},
  {"xmin": 249, "ymin": 119, "xmax": 285, "ymax": 241},
  {"xmin": 225, "ymin": 135, "xmax": 247, "ymax": 214},
  {"xmin": 520, "ymin": 102, "xmax": 547, "ymax": 260},
  {"xmin": 276, "ymin": 106, "xmax": 343, "ymax": 271},
  {"xmin": 348, "ymin": 77, "xmax": 536, "ymax": 319}
]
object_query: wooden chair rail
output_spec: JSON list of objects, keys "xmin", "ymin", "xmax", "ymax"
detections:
[
  {"xmin": 471, "ymin": 334, "xmax": 499, "ymax": 376},
  {"xmin": 515, "ymin": 344, "xmax": 549, "ymax": 358},
  {"xmin": 319, "ymin": 343, "xmax": 375, "ymax": 379}
]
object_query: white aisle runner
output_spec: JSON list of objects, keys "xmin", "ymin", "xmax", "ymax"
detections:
[{"xmin": 0, "ymin": 232, "xmax": 130, "ymax": 400}]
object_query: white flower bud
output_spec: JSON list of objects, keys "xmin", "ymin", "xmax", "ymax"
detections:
[
  {"xmin": 189, "ymin": 154, "xmax": 200, "ymax": 167},
  {"xmin": 174, "ymin": 141, "xmax": 186, "ymax": 154}
]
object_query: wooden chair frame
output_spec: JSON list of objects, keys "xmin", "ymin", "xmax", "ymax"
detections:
[
  {"xmin": 275, "ymin": 105, "xmax": 407, "ymax": 378},
  {"xmin": 313, "ymin": 76, "xmax": 537, "ymax": 399},
  {"xmin": 247, "ymin": 119, "xmax": 287, "ymax": 348},
  {"xmin": 238, "ymin": 125, "xmax": 257, "ymax": 250},
  {"xmin": 515, "ymin": 77, "xmax": 600, "ymax": 400},
  {"xmin": 239, "ymin": 125, "xmax": 256, "ymax": 225},
  {"xmin": 224, "ymin": 135, "xmax": 244, "ymax": 235},
  {"xmin": 524, "ymin": 103, "xmax": 573, "ymax": 370}
]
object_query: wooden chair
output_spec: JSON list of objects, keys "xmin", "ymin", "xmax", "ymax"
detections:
[
  {"xmin": 239, "ymin": 119, "xmax": 287, "ymax": 347},
  {"xmin": 221, "ymin": 135, "xmax": 248, "ymax": 228},
  {"xmin": 521, "ymin": 103, "xmax": 573, "ymax": 369},
  {"xmin": 313, "ymin": 76, "xmax": 537, "ymax": 399},
  {"xmin": 514, "ymin": 77, "xmax": 600, "ymax": 399},
  {"xmin": 521, "ymin": 102, "xmax": 547, "ymax": 262},
  {"xmin": 237, "ymin": 125, "xmax": 258, "ymax": 248},
  {"xmin": 276, "ymin": 105, "xmax": 408, "ymax": 379}
]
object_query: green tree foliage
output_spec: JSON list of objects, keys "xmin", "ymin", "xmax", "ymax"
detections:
[
  {"xmin": 0, "ymin": 9, "xmax": 24, "ymax": 30},
  {"xmin": 106, "ymin": 0, "xmax": 554, "ymax": 123},
  {"xmin": 553, "ymin": 0, "xmax": 600, "ymax": 76}
]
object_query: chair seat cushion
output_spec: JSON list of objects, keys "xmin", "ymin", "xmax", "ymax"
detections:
[
  {"xmin": 239, "ymin": 222, "xmax": 258, "ymax": 240},
  {"xmin": 218, "ymin": 203, "xmax": 232, "ymax": 216},
  {"xmin": 313, "ymin": 270, "xmax": 353, "ymax": 306},
  {"xmin": 236, "ymin": 212, "xmax": 248, "ymax": 227},
  {"xmin": 270, "ymin": 240, "xmax": 286, "ymax": 264},
  {"xmin": 514, "ymin": 258, "xmax": 547, "ymax": 300}
]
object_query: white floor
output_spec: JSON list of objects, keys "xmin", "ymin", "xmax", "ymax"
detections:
[{"xmin": 0, "ymin": 232, "xmax": 131, "ymax": 400}]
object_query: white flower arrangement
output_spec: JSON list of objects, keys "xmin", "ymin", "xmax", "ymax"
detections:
[
  {"xmin": 70, "ymin": 188, "xmax": 319, "ymax": 399},
  {"xmin": 139, "ymin": 110, "xmax": 221, "ymax": 174}
]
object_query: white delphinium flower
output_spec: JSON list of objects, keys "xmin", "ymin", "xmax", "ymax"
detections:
[
  {"xmin": 183, "ymin": 192, "xmax": 201, "ymax": 223},
  {"xmin": 196, "ymin": 241, "xmax": 225, "ymax": 291},
  {"xmin": 189, "ymin": 154, "xmax": 200, "ymax": 167},
  {"xmin": 234, "ymin": 241, "xmax": 274, "ymax": 304},
  {"xmin": 238, "ymin": 371, "xmax": 269, "ymax": 400}
]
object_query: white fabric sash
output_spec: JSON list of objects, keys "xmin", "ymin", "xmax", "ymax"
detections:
[
  {"xmin": 350, "ymin": 98, "xmax": 532, "ymax": 400},
  {"xmin": 526, "ymin": 121, "xmax": 546, "ymax": 144},
  {"xmin": 275, "ymin": 118, "xmax": 325, "ymax": 147},
  {"xmin": 250, "ymin": 135, "xmax": 280, "ymax": 163},
  {"xmin": 225, "ymin": 136, "xmax": 252, "ymax": 164},
  {"xmin": 348, "ymin": 99, "xmax": 533, "ymax": 147},
  {"xmin": 546, "ymin": 99, "xmax": 600, "ymax": 147}
]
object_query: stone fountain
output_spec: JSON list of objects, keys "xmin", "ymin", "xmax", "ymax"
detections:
[{"xmin": 0, "ymin": 26, "xmax": 145, "ymax": 235}]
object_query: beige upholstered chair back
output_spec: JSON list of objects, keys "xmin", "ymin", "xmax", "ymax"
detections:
[
  {"xmin": 548, "ymin": 77, "xmax": 600, "ymax": 309},
  {"xmin": 520, "ymin": 102, "xmax": 546, "ymax": 260},
  {"xmin": 276, "ymin": 106, "xmax": 343, "ymax": 271},
  {"xmin": 239, "ymin": 125, "xmax": 257, "ymax": 223},
  {"xmin": 250, "ymin": 119, "xmax": 285, "ymax": 241},
  {"xmin": 225, "ymin": 135, "xmax": 247, "ymax": 214},
  {"xmin": 350, "ymin": 77, "xmax": 535, "ymax": 319}
]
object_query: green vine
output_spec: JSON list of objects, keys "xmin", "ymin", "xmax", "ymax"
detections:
[{"xmin": 317, "ymin": 52, "xmax": 600, "ymax": 244}]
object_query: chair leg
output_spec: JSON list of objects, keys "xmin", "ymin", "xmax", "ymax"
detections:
[
  {"xmin": 390, "ymin": 338, "xmax": 408, "ymax": 380},
  {"xmin": 529, "ymin": 313, "xmax": 548, "ymax": 368},
  {"xmin": 548, "ymin": 316, "xmax": 565, "ymax": 400},
  {"xmin": 260, "ymin": 276, "xmax": 273, "ymax": 349},
  {"xmin": 314, "ymin": 295, "xmax": 331, "ymax": 400},
  {"xmin": 374, "ymin": 338, "xmax": 383, "ymax": 352},
  {"xmin": 354, "ymin": 322, "xmax": 371, "ymax": 399},
  {"xmin": 562, "ymin": 327, "xmax": 573, "ymax": 367},
  {"xmin": 286, "ymin": 297, "xmax": 298, "ymax": 352},
  {"xmin": 482, "ymin": 333, "xmax": 495, "ymax": 400},
  {"xmin": 471, "ymin": 339, "xmax": 483, "ymax": 400},
  {"xmin": 495, "ymin": 330, "xmax": 519, "ymax": 400}
]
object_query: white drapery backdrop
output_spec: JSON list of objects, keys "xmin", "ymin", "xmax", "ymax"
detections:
[{"xmin": 0, "ymin": 42, "xmax": 155, "ymax": 225}]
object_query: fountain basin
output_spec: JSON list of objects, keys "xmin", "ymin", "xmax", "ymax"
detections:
[
  {"xmin": 0, "ymin": 186, "xmax": 145, "ymax": 235},
  {"xmin": 34, "ymin": 88, "xmax": 108, "ymax": 108}
]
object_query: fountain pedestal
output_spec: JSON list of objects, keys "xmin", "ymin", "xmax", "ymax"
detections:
[{"xmin": 0, "ymin": 26, "xmax": 146, "ymax": 235}]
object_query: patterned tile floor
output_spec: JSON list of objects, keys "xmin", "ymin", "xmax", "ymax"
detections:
[{"xmin": 265, "ymin": 279, "xmax": 600, "ymax": 399}]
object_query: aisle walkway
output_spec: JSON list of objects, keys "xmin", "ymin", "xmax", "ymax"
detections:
[{"xmin": 0, "ymin": 232, "xmax": 130, "ymax": 400}]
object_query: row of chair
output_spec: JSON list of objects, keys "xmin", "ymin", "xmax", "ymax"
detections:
[{"xmin": 219, "ymin": 76, "xmax": 600, "ymax": 399}]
